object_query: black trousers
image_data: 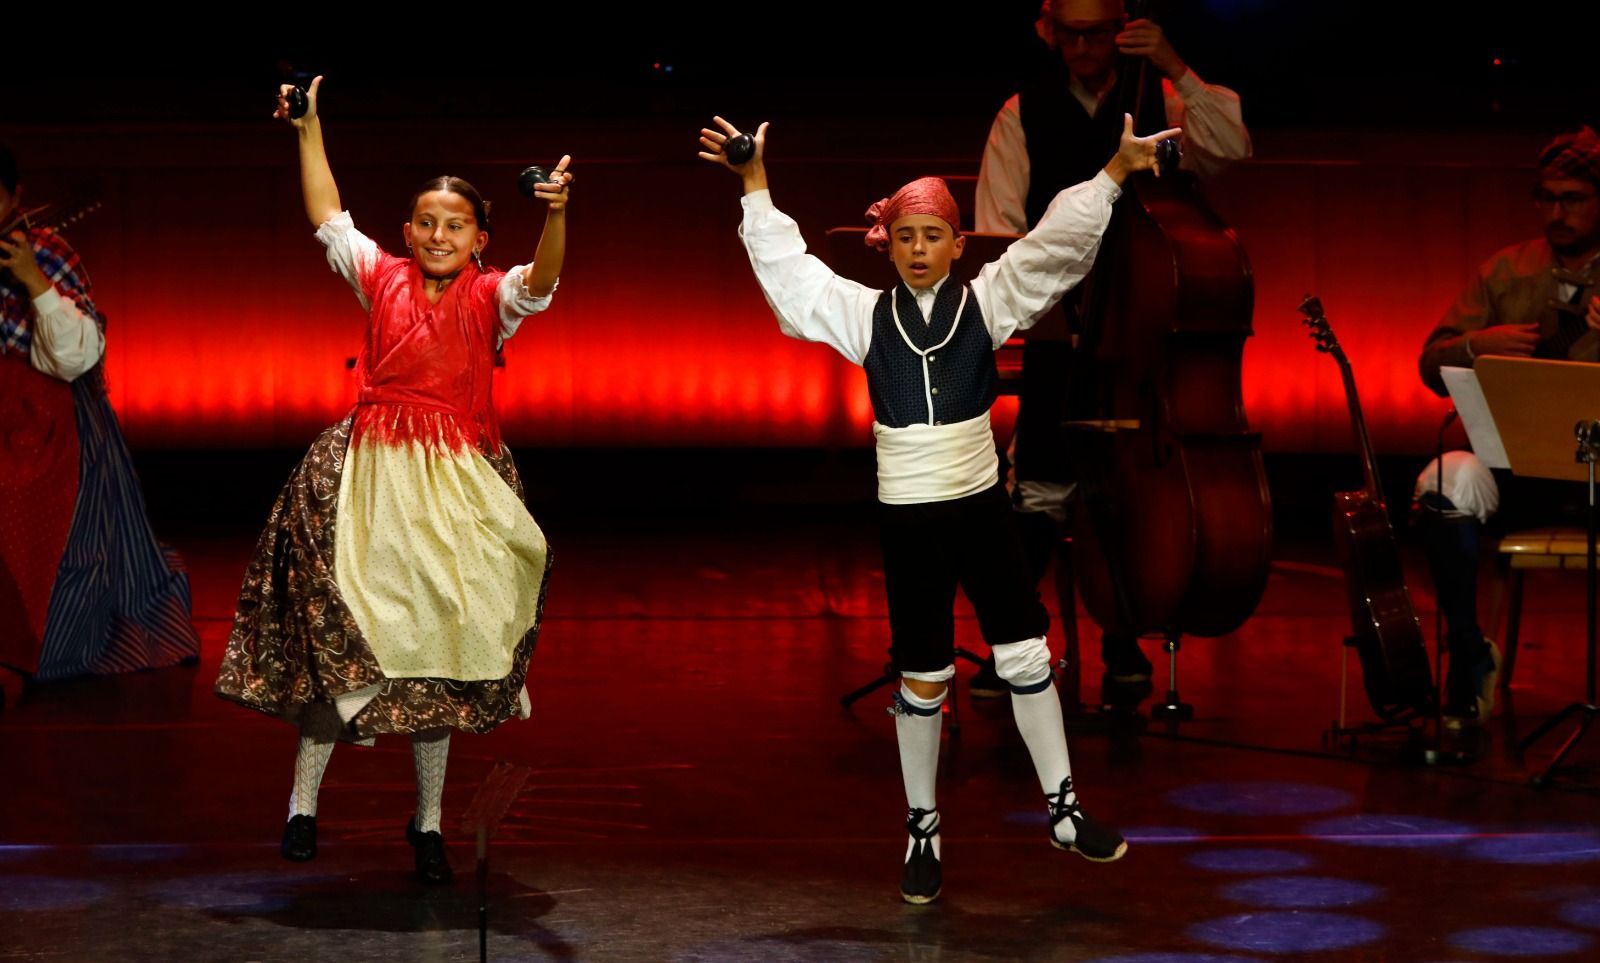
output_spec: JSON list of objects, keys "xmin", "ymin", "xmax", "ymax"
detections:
[
  {"xmin": 879, "ymin": 481, "xmax": 1051, "ymax": 675},
  {"xmin": 1419, "ymin": 474, "xmax": 1586, "ymax": 692}
]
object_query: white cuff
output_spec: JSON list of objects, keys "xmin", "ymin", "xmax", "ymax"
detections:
[
  {"xmin": 31, "ymin": 286, "xmax": 63, "ymax": 314},
  {"xmin": 992, "ymin": 636, "xmax": 1052, "ymax": 686},
  {"xmin": 1172, "ymin": 69, "xmax": 1206, "ymax": 99},
  {"xmin": 1090, "ymin": 169, "xmax": 1123, "ymax": 202},
  {"xmin": 901, "ymin": 665, "xmax": 957, "ymax": 684},
  {"xmin": 741, "ymin": 189, "xmax": 775, "ymax": 212}
]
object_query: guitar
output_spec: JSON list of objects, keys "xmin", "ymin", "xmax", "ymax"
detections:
[{"xmin": 1298, "ymin": 295, "xmax": 1436, "ymax": 720}]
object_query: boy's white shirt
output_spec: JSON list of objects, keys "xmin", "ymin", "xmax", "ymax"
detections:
[{"xmin": 738, "ymin": 172, "xmax": 1119, "ymax": 503}]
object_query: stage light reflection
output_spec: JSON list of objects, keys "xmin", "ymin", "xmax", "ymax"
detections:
[
  {"xmin": 1559, "ymin": 897, "xmax": 1600, "ymax": 930},
  {"xmin": 1088, "ymin": 947, "xmax": 1260, "ymax": 953},
  {"xmin": 1187, "ymin": 848, "xmax": 1316, "ymax": 873},
  {"xmin": 1302, "ymin": 813, "xmax": 1476, "ymax": 848},
  {"xmin": 1121, "ymin": 826, "xmax": 1206, "ymax": 843},
  {"xmin": 672, "ymin": 939, "xmax": 888, "ymax": 962},
  {"xmin": 1220, "ymin": 875, "xmax": 1382, "ymax": 909},
  {"xmin": 90, "ymin": 843, "xmax": 191, "ymax": 863},
  {"xmin": 0, "ymin": 844, "xmax": 52, "ymax": 863},
  {"xmin": 147, "ymin": 870, "xmax": 333, "ymax": 913},
  {"xmin": 1450, "ymin": 926, "xmax": 1592, "ymax": 956},
  {"xmin": 0, "ymin": 874, "xmax": 113, "ymax": 912},
  {"xmin": 1461, "ymin": 826, "xmax": 1600, "ymax": 866},
  {"xmin": 1189, "ymin": 910, "xmax": 1385, "ymax": 953},
  {"xmin": 1166, "ymin": 781, "xmax": 1353, "ymax": 816}
]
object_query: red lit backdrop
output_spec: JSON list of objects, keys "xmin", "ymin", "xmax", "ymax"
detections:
[{"xmin": 15, "ymin": 123, "xmax": 1546, "ymax": 454}]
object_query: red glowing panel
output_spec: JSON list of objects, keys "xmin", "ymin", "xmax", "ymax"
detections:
[{"xmin": 55, "ymin": 147, "xmax": 1543, "ymax": 456}]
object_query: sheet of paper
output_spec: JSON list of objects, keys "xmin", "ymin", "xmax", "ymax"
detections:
[{"xmin": 1441, "ymin": 366, "xmax": 1509, "ymax": 469}]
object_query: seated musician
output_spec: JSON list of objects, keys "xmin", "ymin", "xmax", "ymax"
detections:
[
  {"xmin": 971, "ymin": 0, "xmax": 1252, "ymax": 701},
  {"xmin": 1415, "ymin": 126, "xmax": 1600, "ymax": 727},
  {"xmin": 0, "ymin": 144, "xmax": 198, "ymax": 710}
]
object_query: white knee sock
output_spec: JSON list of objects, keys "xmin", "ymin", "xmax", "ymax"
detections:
[
  {"xmin": 1008, "ymin": 672, "xmax": 1080, "ymax": 844},
  {"xmin": 288, "ymin": 735, "xmax": 335, "ymax": 820},
  {"xmin": 895, "ymin": 684, "xmax": 944, "ymax": 861},
  {"xmin": 411, "ymin": 730, "xmax": 450, "ymax": 834}
]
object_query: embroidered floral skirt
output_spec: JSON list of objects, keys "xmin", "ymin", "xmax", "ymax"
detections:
[{"xmin": 214, "ymin": 415, "xmax": 550, "ymax": 738}]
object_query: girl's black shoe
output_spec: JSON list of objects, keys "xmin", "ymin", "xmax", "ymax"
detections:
[
  {"xmin": 281, "ymin": 815, "xmax": 317, "ymax": 862},
  {"xmin": 406, "ymin": 817, "xmax": 453, "ymax": 885}
]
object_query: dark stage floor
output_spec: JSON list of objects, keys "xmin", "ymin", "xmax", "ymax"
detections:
[{"xmin": 5, "ymin": 494, "xmax": 1600, "ymax": 961}]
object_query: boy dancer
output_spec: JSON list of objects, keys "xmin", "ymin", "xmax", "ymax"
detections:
[{"xmin": 698, "ymin": 113, "xmax": 1177, "ymax": 902}]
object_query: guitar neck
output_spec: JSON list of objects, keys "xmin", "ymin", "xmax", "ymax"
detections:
[{"xmin": 1332, "ymin": 345, "xmax": 1385, "ymax": 503}]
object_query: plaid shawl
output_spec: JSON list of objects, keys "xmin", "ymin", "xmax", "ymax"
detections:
[{"xmin": 2, "ymin": 228, "xmax": 102, "ymax": 357}]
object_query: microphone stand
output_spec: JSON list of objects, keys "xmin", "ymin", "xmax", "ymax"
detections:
[
  {"xmin": 1519, "ymin": 419, "xmax": 1600, "ymax": 787},
  {"xmin": 1421, "ymin": 410, "xmax": 1472, "ymax": 766}
]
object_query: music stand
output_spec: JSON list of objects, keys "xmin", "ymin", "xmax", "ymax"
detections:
[{"xmin": 1473, "ymin": 356, "xmax": 1600, "ymax": 787}]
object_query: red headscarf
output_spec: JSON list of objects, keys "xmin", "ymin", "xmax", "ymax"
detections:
[
  {"xmin": 863, "ymin": 177, "xmax": 962, "ymax": 252},
  {"xmin": 1539, "ymin": 126, "xmax": 1600, "ymax": 187}
]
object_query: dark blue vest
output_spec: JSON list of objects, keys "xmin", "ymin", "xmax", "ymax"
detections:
[{"xmin": 863, "ymin": 281, "xmax": 997, "ymax": 429}]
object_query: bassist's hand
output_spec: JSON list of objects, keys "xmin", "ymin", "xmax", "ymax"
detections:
[
  {"xmin": 1587, "ymin": 295, "xmax": 1600, "ymax": 332},
  {"xmin": 1467, "ymin": 323, "xmax": 1539, "ymax": 359},
  {"xmin": 1117, "ymin": 19, "xmax": 1188, "ymax": 81}
]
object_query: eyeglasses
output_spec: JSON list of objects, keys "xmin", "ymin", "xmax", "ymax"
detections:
[
  {"xmin": 1531, "ymin": 188, "xmax": 1599, "ymax": 211},
  {"xmin": 1054, "ymin": 20, "xmax": 1121, "ymax": 45}
]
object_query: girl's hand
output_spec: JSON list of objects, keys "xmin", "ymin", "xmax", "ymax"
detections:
[
  {"xmin": 274, "ymin": 75, "xmax": 322, "ymax": 128},
  {"xmin": 533, "ymin": 155, "xmax": 573, "ymax": 212}
]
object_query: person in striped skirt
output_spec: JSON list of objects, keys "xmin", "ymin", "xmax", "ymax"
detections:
[{"xmin": 0, "ymin": 144, "xmax": 199, "ymax": 711}]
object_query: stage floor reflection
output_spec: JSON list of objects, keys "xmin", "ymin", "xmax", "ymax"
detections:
[{"xmin": 5, "ymin": 504, "xmax": 1598, "ymax": 962}]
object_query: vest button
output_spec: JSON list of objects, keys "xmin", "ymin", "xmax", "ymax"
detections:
[
  {"xmin": 931, "ymin": 387, "xmax": 939, "ymax": 395},
  {"xmin": 934, "ymin": 420, "xmax": 943, "ymax": 426},
  {"xmin": 928, "ymin": 354, "xmax": 936, "ymax": 362}
]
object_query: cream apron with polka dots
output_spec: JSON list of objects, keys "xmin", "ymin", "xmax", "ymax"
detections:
[{"xmin": 333, "ymin": 437, "xmax": 547, "ymax": 681}]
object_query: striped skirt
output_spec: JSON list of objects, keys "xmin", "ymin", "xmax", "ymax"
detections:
[{"xmin": 1, "ymin": 362, "xmax": 198, "ymax": 683}]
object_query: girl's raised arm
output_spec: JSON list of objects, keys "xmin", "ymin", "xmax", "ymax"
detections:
[
  {"xmin": 521, "ymin": 155, "xmax": 571, "ymax": 298},
  {"xmin": 276, "ymin": 76, "xmax": 341, "ymax": 229}
]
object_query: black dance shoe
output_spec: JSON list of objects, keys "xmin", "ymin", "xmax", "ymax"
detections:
[
  {"xmin": 281, "ymin": 814, "xmax": 317, "ymax": 862},
  {"xmin": 899, "ymin": 808, "xmax": 942, "ymax": 904},
  {"xmin": 406, "ymin": 817, "xmax": 453, "ymax": 885},
  {"xmin": 1047, "ymin": 777, "xmax": 1127, "ymax": 863}
]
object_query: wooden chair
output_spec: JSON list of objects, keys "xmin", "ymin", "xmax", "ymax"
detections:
[{"xmin": 1496, "ymin": 526, "xmax": 1589, "ymax": 693}]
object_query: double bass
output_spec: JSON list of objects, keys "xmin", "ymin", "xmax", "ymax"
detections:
[{"xmin": 1065, "ymin": 3, "xmax": 1272, "ymax": 713}]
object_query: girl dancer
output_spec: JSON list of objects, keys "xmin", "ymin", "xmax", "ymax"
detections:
[{"xmin": 216, "ymin": 78, "xmax": 570, "ymax": 883}]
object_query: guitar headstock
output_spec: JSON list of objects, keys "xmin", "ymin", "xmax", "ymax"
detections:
[{"xmin": 1298, "ymin": 294, "xmax": 1343, "ymax": 356}]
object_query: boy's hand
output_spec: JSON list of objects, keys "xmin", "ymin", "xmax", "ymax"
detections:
[
  {"xmin": 1104, "ymin": 114, "xmax": 1183, "ymax": 184},
  {"xmin": 699, "ymin": 116, "xmax": 770, "ymax": 193},
  {"xmin": 533, "ymin": 155, "xmax": 574, "ymax": 212},
  {"xmin": 275, "ymin": 75, "xmax": 322, "ymax": 128}
]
